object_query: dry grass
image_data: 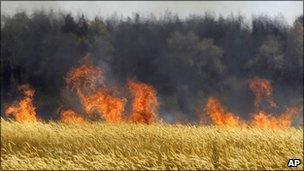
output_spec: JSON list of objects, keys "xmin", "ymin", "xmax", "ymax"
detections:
[{"xmin": 1, "ymin": 119, "xmax": 303, "ymax": 170}]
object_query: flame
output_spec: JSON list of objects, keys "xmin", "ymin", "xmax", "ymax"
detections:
[
  {"xmin": 249, "ymin": 77, "xmax": 276, "ymax": 109},
  {"xmin": 248, "ymin": 77, "xmax": 297, "ymax": 129},
  {"xmin": 66, "ymin": 64, "xmax": 104, "ymax": 95},
  {"xmin": 250, "ymin": 111, "xmax": 291, "ymax": 129},
  {"xmin": 80, "ymin": 91, "xmax": 125, "ymax": 123},
  {"xmin": 4, "ymin": 84, "xmax": 37, "ymax": 123},
  {"xmin": 204, "ymin": 97, "xmax": 241, "ymax": 127},
  {"xmin": 4, "ymin": 54, "xmax": 297, "ymax": 129},
  {"xmin": 251, "ymin": 106, "xmax": 301, "ymax": 129},
  {"xmin": 60, "ymin": 109, "xmax": 84, "ymax": 124},
  {"xmin": 202, "ymin": 96, "xmax": 298, "ymax": 129},
  {"xmin": 65, "ymin": 57, "xmax": 125, "ymax": 123},
  {"xmin": 127, "ymin": 80, "xmax": 158, "ymax": 124}
]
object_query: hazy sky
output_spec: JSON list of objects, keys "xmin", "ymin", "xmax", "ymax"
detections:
[{"xmin": 1, "ymin": 1, "xmax": 303, "ymax": 24}]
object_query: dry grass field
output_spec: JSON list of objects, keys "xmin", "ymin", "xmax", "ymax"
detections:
[{"xmin": 1, "ymin": 119, "xmax": 303, "ymax": 170}]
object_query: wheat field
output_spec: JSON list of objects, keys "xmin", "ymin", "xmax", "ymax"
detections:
[{"xmin": 1, "ymin": 119, "xmax": 303, "ymax": 170}]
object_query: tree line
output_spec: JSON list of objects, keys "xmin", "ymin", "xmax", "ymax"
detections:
[{"xmin": 1, "ymin": 10, "xmax": 303, "ymax": 121}]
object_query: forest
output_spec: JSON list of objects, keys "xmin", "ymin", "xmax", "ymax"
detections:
[{"xmin": 1, "ymin": 10, "xmax": 303, "ymax": 123}]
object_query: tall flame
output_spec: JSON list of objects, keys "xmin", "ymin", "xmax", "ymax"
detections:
[
  {"xmin": 127, "ymin": 80, "xmax": 158, "ymax": 124},
  {"xmin": 248, "ymin": 77, "xmax": 297, "ymax": 129},
  {"xmin": 4, "ymin": 55, "xmax": 297, "ymax": 129},
  {"xmin": 4, "ymin": 84, "xmax": 37, "ymax": 123},
  {"xmin": 248, "ymin": 77, "xmax": 276, "ymax": 109},
  {"xmin": 201, "ymin": 77, "xmax": 300, "ymax": 129},
  {"xmin": 66, "ymin": 63, "xmax": 104, "ymax": 95},
  {"xmin": 65, "ymin": 58, "xmax": 125, "ymax": 123},
  {"xmin": 204, "ymin": 97, "xmax": 241, "ymax": 127},
  {"xmin": 60, "ymin": 109, "xmax": 84, "ymax": 124}
]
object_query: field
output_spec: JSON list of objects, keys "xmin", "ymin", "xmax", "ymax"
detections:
[{"xmin": 1, "ymin": 119, "xmax": 303, "ymax": 170}]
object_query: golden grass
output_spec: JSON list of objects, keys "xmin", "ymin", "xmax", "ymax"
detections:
[{"xmin": 1, "ymin": 119, "xmax": 303, "ymax": 170}]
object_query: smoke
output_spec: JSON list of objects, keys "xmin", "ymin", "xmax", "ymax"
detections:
[{"xmin": 1, "ymin": 10, "xmax": 303, "ymax": 126}]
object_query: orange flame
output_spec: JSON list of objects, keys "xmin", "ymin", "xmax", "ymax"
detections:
[
  {"xmin": 251, "ymin": 106, "xmax": 301, "ymax": 129},
  {"xmin": 249, "ymin": 77, "xmax": 276, "ymax": 109},
  {"xmin": 66, "ymin": 63, "xmax": 104, "ymax": 95},
  {"xmin": 5, "ymin": 84, "xmax": 37, "ymax": 123},
  {"xmin": 127, "ymin": 80, "xmax": 158, "ymax": 124},
  {"xmin": 248, "ymin": 77, "xmax": 297, "ymax": 129},
  {"xmin": 65, "ymin": 58, "xmax": 125, "ymax": 123},
  {"xmin": 80, "ymin": 91, "xmax": 125, "ymax": 123},
  {"xmin": 60, "ymin": 109, "xmax": 84, "ymax": 124},
  {"xmin": 250, "ymin": 111, "xmax": 290, "ymax": 129},
  {"xmin": 204, "ymin": 97, "xmax": 241, "ymax": 127}
]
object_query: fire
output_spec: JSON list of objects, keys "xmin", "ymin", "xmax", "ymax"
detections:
[
  {"xmin": 202, "ymin": 95, "xmax": 297, "ymax": 129},
  {"xmin": 79, "ymin": 91, "xmax": 125, "ymax": 123},
  {"xmin": 127, "ymin": 80, "xmax": 158, "ymax": 124},
  {"xmin": 60, "ymin": 109, "xmax": 84, "ymax": 124},
  {"xmin": 250, "ymin": 111, "xmax": 291, "ymax": 129},
  {"xmin": 248, "ymin": 77, "xmax": 297, "ymax": 129},
  {"xmin": 4, "ymin": 54, "xmax": 297, "ymax": 129},
  {"xmin": 248, "ymin": 77, "xmax": 276, "ymax": 109},
  {"xmin": 4, "ymin": 84, "xmax": 37, "ymax": 123},
  {"xmin": 65, "ymin": 56, "xmax": 125, "ymax": 123},
  {"xmin": 66, "ymin": 63, "xmax": 104, "ymax": 95},
  {"xmin": 64, "ymin": 55, "xmax": 159, "ymax": 124},
  {"xmin": 204, "ymin": 97, "xmax": 241, "ymax": 127},
  {"xmin": 251, "ymin": 106, "xmax": 301, "ymax": 129}
]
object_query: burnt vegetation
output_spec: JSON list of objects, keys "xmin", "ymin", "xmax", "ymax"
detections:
[{"xmin": 1, "ymin": 10, "xmax": 303, "ymax": 122}]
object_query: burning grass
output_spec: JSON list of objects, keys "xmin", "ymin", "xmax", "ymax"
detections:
[
  {"xmin": 57, "ymin": 55, "xmax": 158, "ymax": 124},
  {"xmin": 1, "ymin": 119, "xmax": 302, "ymax": 170},
  {"xmin": 4, "ymin": 84, "xmax": 37, "ymax": 123},
  {"xmin": 64, "ymin": 58, "xmax": 126, "ymax": 123},
  {"xmin": 3, "ymin": 55, "xmax": 300, "ymax": 129},
  {"xmin": 128, "ymin": 80, "xmax": 158, "ymax": 124},
  {"xmin": 60, "ymin": 109, "xmax": 85, "ymax": 124},
  {"xmin": 2, "ymin": 55, "xmax": 302, "ymax": 169}
]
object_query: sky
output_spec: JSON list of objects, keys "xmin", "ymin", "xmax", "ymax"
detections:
[{"xmin": 1, "ymin": 1, "xmax": 303, "ymax": 25}]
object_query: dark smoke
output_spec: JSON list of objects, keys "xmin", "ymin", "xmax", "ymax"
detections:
[{"xmin": 1, "ymin": 10, "xmax": 303, "ymax": 123}]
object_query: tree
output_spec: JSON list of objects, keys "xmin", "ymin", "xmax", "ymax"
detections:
[
  {"xmin": 61, "ymin": 14, "xmax": 77, "ymax": 34},
  {"xmin": 284, "ymin": 15, "xmax": 303, "ymax": 84},
  {"xmin": 162, "ymin": 32, "xmax": 225, "ymax": 90},
  {"xmin": 77, "ymin": 14, "xmax": 88, "ymax": 37},
  {"xmin": 247, "ymin": 35, "xmax": 284, "ymax": 81}
]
